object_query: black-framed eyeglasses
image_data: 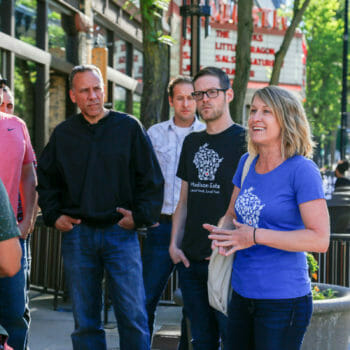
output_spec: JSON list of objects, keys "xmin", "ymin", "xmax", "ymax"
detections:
[
  {"xmin": 191, "ymin": 88, "xmax": 228, "ymax": 101},
  {"xmin": 0, "ymin": 79, "xmax": 7, "ymax": 88}
]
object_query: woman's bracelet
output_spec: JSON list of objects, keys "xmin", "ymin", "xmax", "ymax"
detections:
[{"xmin": 253, "ymin": 227, "xmax": 257, "ymax": 245}]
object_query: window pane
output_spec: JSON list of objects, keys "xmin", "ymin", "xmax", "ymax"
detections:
[
  {"xmin": 115, "ymin": 39, "xmax": 127, "ymax": 74},
  {"xmin": 48, "ymin": 5, "xmax": 67, "ymax": 59},
  {"xmin": 93, "ymin": 24, "xmax": 107, "ymax": 48},
  {"xmin": 15, "ymin": 0, "xmax": 37, "ymax": 45},
  {"xmin": 49, "ymin": 72, "xmax": 67, "ymax": 135},
  {"xmin": 114, "ymin": 86, "xmax": 126, "ymax": 112},
  {"xmin": 133, "ymin": 94, "xmax": 141, "ymax": 119},
  {"xmin": 14, "ymin": 56, "xmax": 36, "ymax": 139},
  {"xmin": 133, "ymin": 48, "xmax": 143, "ymax": 83}
]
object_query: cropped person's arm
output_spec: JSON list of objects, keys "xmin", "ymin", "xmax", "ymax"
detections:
[
  {"xmin": 19, "ymin": 162, "xmax": 37, "ymax": 238},
  {"xmin": 0, "ymin": 237, "xmax": 21, "ymax": 277},
  {"xmin": 0, "ymin": 180, "xmax": 22, "ymax": 277},
  {"xmin": 169, "ymin": 180, "xmax": 190, "ymax": 267}
]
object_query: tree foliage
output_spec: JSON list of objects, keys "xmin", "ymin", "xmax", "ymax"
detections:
[
  {"xmin": 303, "ymin": 0, "xmax": 343, "ymax": 147},
  {"xmin": 12, "ymin": 0, "xmax": 37, "ymax": 137},
  {"xmin": 270, "ymin": 0, "xmax": 311, "ymax": 85},
  {"xmin": 231, "ymin": 0, "xmax": 254, "ymax": 123},
  {"xmin": 14, "ymin": 58, "xmax": 36, "ymax": 136},
  {"xmin": 139, "ymin": 0, "xmax": 171, "ymax": 128}
]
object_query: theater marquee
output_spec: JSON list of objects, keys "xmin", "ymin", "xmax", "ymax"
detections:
[
  {"xmin": 181, "ymin": 27, "xmax": 305, "ymax": 89},
  {"xmin": 179, "ymin": 4, "xmax": 306, "ymax": 91}
]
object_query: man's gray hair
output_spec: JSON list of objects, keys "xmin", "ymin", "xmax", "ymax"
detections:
[{"xmin": 69, "ymin": 64, "xmax": 103, "ymax": 89}]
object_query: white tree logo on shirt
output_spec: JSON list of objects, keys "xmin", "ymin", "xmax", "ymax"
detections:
[
  {"xmin": 193, "ymin": 143, "xmax": 223, "ymax": 181},
  {"xmin": 235, "ymin": 187, "xmax": 265, "ymax": 227}
]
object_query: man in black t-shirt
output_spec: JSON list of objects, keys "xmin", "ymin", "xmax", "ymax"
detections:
[{"xmin": 169, "ymin": 67, "xmax": 246, "ymax": 350}]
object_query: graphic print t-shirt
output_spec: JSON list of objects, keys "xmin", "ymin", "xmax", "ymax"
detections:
[
  {"xmin": 177, "ymin": 124, "xmax": 246, "ymax": 261},
  {"xmin": 232, "ymin": 153, "xmax": 325, "ymax": 299}
]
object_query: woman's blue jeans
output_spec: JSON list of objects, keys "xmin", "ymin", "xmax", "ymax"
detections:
[
  {"xmin": 61, "ymin": 223, "xmax": 150, "ymax": 350},
  {"xmin": 225, "ymin": 290, "xmax": 313, "ymax": 350}
]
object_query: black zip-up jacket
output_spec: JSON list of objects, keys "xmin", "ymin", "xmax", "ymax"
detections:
[{"xmin": 37, "ymin": 111, "xmax": 164, "ymax": 228}]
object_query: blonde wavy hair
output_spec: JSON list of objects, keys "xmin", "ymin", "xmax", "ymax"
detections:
[{"xmin": 248, "ymin": 86, "xmax": 315, "ymax": 159}]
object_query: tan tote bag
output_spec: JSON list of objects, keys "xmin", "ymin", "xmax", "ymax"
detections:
[{"xmin": 207, "ymin": 154, "xmax": 254, "ymax": 315}]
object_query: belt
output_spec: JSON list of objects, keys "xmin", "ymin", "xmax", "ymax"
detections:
[{"xmin": 159, "ymin": 214, "xmax": 172, "ymax": 223}]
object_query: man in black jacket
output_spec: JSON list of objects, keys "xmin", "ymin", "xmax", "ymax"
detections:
[{"xmin": 37, "ymin": 65, "xmax": 163, "ymax": 350}]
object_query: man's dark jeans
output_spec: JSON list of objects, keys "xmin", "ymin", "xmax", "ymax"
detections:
[
  {"xmin": 142, "ymin": 222, "xmax": 174, "ymax": 336},
  {"xmin": 142, "ymin": 222, "xmax": 189, "ymax": 350},
  {"xmin": 61, "ymin": 223, "xmax": 150, "ymax": 350},
  {"xmin": 177, "ymin": 260, "xmax": 227, "ymax": 350}
]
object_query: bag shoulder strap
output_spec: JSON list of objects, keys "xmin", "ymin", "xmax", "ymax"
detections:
[{"xmin": 241, "ymin": 154, "xmax": 255, "ymax": 188}]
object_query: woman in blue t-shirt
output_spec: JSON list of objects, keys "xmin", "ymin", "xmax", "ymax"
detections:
[{"xmin": 204, "ymin": 86, "xmax": 330, "ymax": 350}]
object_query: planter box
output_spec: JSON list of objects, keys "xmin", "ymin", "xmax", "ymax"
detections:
[{"xmin": 302, "ymin": 283, "xmax": 350, "ymax": 350}]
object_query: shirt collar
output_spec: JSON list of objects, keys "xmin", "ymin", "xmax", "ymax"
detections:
[
  {"xmin": 79, "ymin": 111, "xmax": 111, "ymax": 127},
  {"xmin": 168, "ymin": 116, "xmax": 200, "ymax": 131}
]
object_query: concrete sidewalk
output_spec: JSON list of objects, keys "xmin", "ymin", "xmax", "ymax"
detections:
[
  {"xmin": 28, "ymin": 291, "xmax": 182, "ymax": 350},
  {"xmin": 21, "ymin": 291, "xmax": 350, "ymax": 350}
]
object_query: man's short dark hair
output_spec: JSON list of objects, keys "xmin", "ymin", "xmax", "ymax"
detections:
[
  {"xmin": 69, "ymin": 64, "xmax": 103, "ymax": 89},
  {"xmin": 167, "ymin": 76, "xmax": 193, "ymax": 98},
  {"xmin": 337, "ymin": 160, "xmax": 349, "ymax": 175},
  {"xmin": 193, "ymin": 66, "xmax": 231, "ymax": 90}
]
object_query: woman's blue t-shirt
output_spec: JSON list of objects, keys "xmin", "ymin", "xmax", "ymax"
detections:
[{"xmin": 232, "ymin": 153, "xmax": 325, "ymax": 299}]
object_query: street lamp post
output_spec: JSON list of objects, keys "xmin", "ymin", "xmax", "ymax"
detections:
[
  {"xmin": 180, "ymin": 0, "xmax": 211, "ymax": 76},
  {"xmin": 341, "ymin": 0, "xmax": 349, "ymax": 159}
]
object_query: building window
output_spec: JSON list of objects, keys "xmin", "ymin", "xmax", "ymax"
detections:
[
  {"xmin": 14, "ymin": 56, "xmax": 36, "ymax": 138},
  {"xmin": 133, "ymin": 48, "xmax": 143, "ymax": 83},
  {"xmin": 115, "ymin": 39, "xmax": 127, "ymax": 75},
  {"xmin": 133, "ymin": 93, "xmax": 141, "ymax": 119},
  {"xmin": 48, "ymin": 5, "xmax": 67, "ymax": 59},
  {"xmin": 114, "ymin": 85, "xmax": 126, "ymax": 113},
  {"xmin": 93, "ymin": 23, "xmax": 107, "ymax": 48},
  {"xmin": 15, "ymin": 0, "xmax": 37, "ymax": 45},
  {"xmin": 49, "ymin": 72, "xmax": 67, "ymax": 135}
]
